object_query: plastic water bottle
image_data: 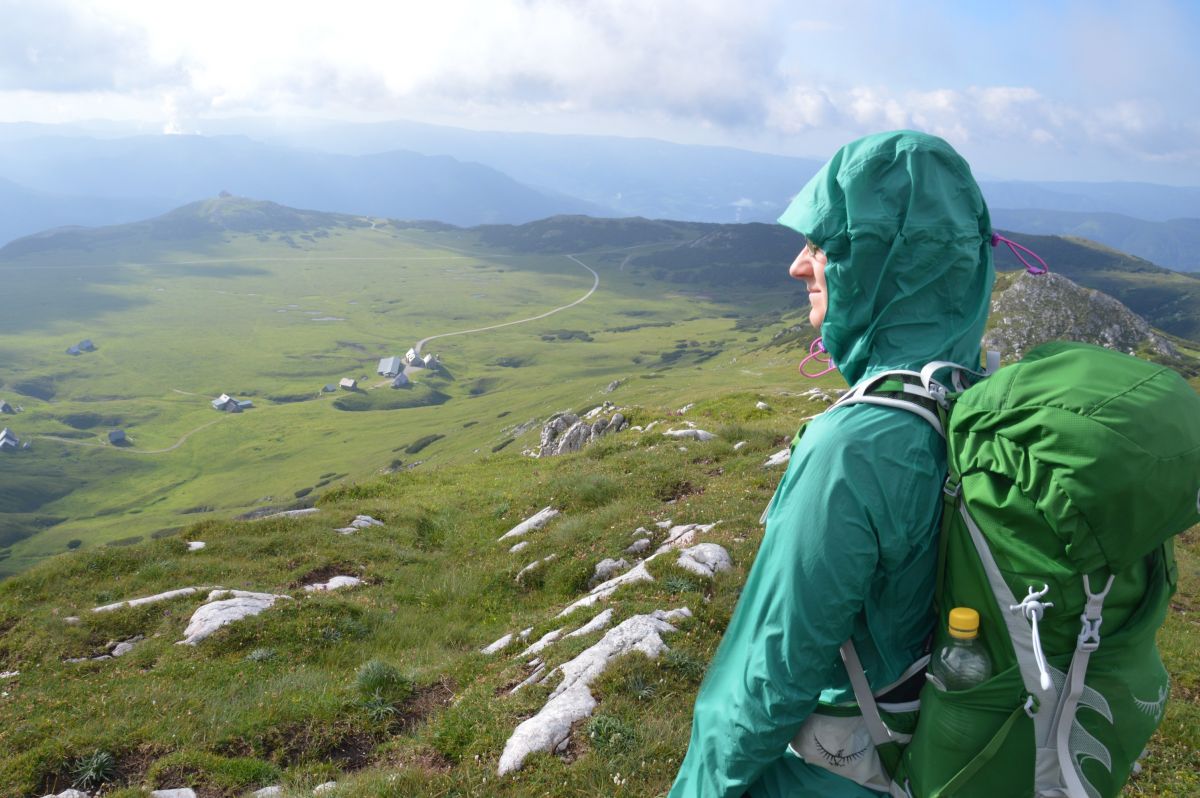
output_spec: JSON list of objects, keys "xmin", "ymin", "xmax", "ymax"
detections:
[{"xmin": 931, "ymin": 607, "xmax": 993, "ymax": 690}]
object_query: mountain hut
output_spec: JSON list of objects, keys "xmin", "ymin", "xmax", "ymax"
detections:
[{"xmin": 378, "ymin": 356, "xmax": 403, "ymax": 377}]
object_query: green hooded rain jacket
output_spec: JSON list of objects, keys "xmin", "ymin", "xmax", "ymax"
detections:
[{"xmin": 669, "ymin": 130, "xmax": 995, "ymax": 798}]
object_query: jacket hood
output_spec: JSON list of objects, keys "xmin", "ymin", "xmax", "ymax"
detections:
[{"xmin": 778, "ymin": 130, "xmax": 994, "ymax": 385}]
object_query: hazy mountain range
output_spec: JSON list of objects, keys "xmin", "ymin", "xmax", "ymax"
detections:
[{"xmin": 1, "ymin": 119, "xmax": 1199, "ymax": 270}]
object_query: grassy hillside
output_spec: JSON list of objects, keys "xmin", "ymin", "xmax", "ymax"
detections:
[
  {"xmin": 0, "ymin": 389, "xmax": 1195, "ymax": 797},
  {"xmin": 0, "ymin": 201, "xmax": 804, "ymax": 577}
]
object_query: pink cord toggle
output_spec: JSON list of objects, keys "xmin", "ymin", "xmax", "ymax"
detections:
[
  {"xmin": 991, "ymin": 233, "xmax": 1049, "ymax": 275},
  {"xmin": 799, "ymin": 336, "xmax": 837, "ymax": 378}
]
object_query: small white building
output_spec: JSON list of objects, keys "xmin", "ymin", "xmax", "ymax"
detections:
[
  {"xmin": 339, "ymin": 378, "xmax": 358, "ymax": 390},
  {"xmin": 0, "ymin": 428, "xmax": 19, "ymax": 450},
  {"xmin": 378, "ymin": 356, "xmax": 403, "ymax": 377},
  {"xmin": 211, "ymin": 393, "xmax": 251, "ymax": 412}
]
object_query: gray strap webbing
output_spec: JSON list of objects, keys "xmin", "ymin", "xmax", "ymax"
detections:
[
  {"xmin": 839, "ymin": 640, "xmax": 897, "ymax": 748},
  {"xmin": 831, "ymin": 369, "xmax": 946, "ymax": 437},
  {"xmin": 1054, "ymin": 575, "xmax": 1115, "ymax": 798}
]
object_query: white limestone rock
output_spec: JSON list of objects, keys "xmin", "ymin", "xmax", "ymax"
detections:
[
  {"xmin": 733, "ymin": 440, "xmax": 749, "ymax": 451},
  {"xmin": 655, "ymin": 523, "xmax": 718, "ymax": 554},
  {"xmin": 111, "ymin": 635, "xmax": 144, "ymax": 657},
  {"xmin": 497, "ymin": 610, "xmax": 685, "ymax": 775},
  {"xmin": 176, "ymin": 591, "xmax": 290, "ymax": 646},
  {"xmin": 655, "ymin": 519, "xmax": 674, "ymax": 529},
  {"xmin": 589, "ymin": 558, "xmax": 630, "ymax": 587},
  {"xmin": 508, "ymin": 541, "xmax": 530, "ymax": 554},
  {"xmin": 252, "ymin": 787, "xmax": 283, "ymax": 798},
  {"xmin": 764, "ymin": 448, "xmax": 791, "ymax": 467},
  {"xmin": 0, "ymin": 670, "xmax": 19, "ymax": 680},
  {"xmin": 186, "ymin": 541, "xmax": 206, "ymax": 551},
  {"xmin": 663, "ymin": 428, "xmax": 715, "ymax": 442},
  {"xmin": 557, "ymin": 561, "xmax": 654, "ymax": 618},
  {"xmin": 482, "ymin": 633, "xmax": 515, "ymax": 655},
  {"xmin": 334, "ymin": 527, "xmax": 358, "ymax": 535},
  {"xmin": 676, "ymin": 544, "xmax": 733, "ymax": 578},
  {"xmin": 755, "ymin": 401, "xmax": 770, "ymax": 410},
  {"xmin": 624, "ymin": 538, "xmax": 651, "ymax": 555},
  {"xmin": 44, "ymin": 791, "xmax": 90, "ymax": 798},
  {"xmin": 515, "ymin": 554, "xmax": 557, "ymax": 584},
  {"xmin": 259, "ymin": 507, "xmax": 319, "ymax": 520},
  {"xmin": 151, "ymin": 790, "xmax": 197, "ymax": 798},
  {"xmin": 519, "ymin": 628, "xmax": 564, "ymax": 658},
  {"xmin": 566, "ymin": 608, "xmax": 614, "ymax": 638},
  {"xmin": 313, "ymin": 783, "xmax": 337, "ymax": 795},
  {"xmin": 350, "ymin": 514, "xmax": 383, "ymax": 528},
  {"xmin": 304, "ymin": 576, "xmax": 362, "ymax": 593},
  {"xmin": 510, "ymin": 661, "xmax": 549, "ymax": 694},
  {"xmin": 498, "ymin": 507, "xmax": 560, "ymax": 541},
  {"xmin": 93, "ymin": 587, "xmax": 212, "ymax": 613},
  {"xmin": 677, "ymin": 403, "xmax": 695, "ymax": 414}
]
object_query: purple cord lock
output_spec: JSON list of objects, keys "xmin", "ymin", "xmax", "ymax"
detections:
[
  {"xmin": 799, "ymin": 336, "xmax": 837, "ymax": 378},
  {"xmin": 992, "ymin": 233, "xmax": 1049, "ymax": 275}
]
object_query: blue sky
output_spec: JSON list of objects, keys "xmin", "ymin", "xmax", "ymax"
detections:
[{"xmin": 2, "ymin": 0, "xmax": 1197, "ymax": 183}]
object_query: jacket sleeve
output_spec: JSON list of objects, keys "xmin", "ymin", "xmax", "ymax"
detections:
[{"xmin": 669, "ymin": 410, "xmax": 927, "ymax": 798}]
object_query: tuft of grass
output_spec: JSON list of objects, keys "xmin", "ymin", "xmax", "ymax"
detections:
[
  {"xmin": 587, "ymin": 714, "xmax": 639, "ymax": 754},
  {"xmin": 71, "ymin": 749, "xmax": 116, "ymax": 790},
  {"xmin": 244, "ymin": 647, "xmax": 276, "ymax": 663},
  {"xmin": 356, "ymin": 660, "xmax": 413, "ymax": 705}
]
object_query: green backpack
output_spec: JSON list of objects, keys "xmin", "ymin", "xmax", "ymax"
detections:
[{"xmin": 789, "ymin": 341, "xmax": 1200, "ymax": 798}]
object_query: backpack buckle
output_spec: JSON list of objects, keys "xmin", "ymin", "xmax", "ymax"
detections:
[
  {"xmin": 943, "ymin": 475, "xmax": 961, "ymax": 498},
  {"xmin": 1077, "ymin": 616, "xmax": 1103, "ymax": 652}
]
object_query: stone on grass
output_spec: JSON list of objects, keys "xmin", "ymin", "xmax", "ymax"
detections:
[
  {"xmin": 43, "ymin": 791, "xmax": 90, "ymax": 798},
  {"xmin": 186, "ymin": 541, "xmax": 206, "ymax": 551},
  {"xmin": 482, "ymin": 633, "xmax": 515, "ymax": 655},
  {"xmin": 497, "ymin": 610, "xmax": 687, "ymax": 775},
  {"xmin": 519, "ymin": 627, "xmax": 534, "ymax": 639},
  {"xmin": 625, "ymin": 538, "xmax": 651, "ymax": 555},
  {"xmin": 515, "ymin": 554, "xmax": 557, "ymax": 584},
  {"xmin": 677, "ymin": 403, "xmax": 695, "ymax": 414},
  {"xmin": 519, "ymin": 628, "xmax": 564, "ymax": 658},
  {"xmin": 655, "ymin": 519, "xmax": 674, "ymax": 529},
  {"xmin": 557, "ymin": 561, "xmax": 654, "ymax": 618},
  {"xmin": 508, "ymin": 541, "xmax": 530, "ymax": 554},
  {"xmin": 589, "ymin": 558, "xmax": 630, "ymax": 587},
  {"xmin": 351, "ymin": 514, "xmax": 383, "ymax": 528},
  {"xmin": 756, "ymin": 401, "xmax": 770, "ymax": 410},
  {"xmin": 498, "ymin": 507, "xmax": 560, "ymax": 541},
  {"xmin": 260, "ymin": 507, "xmax": 319, "ymax": 520},
  {"xmin": 733, "ymin": 440, "xmax": 749, "ymax": 451},
  {"xmin": 764, "ymin": 448, "xmax": 791, "ymax": 467},
  {"xmin": 510, "ymin": 661, "xmax": 549, "ymax": 694},
  {"xmin": 313, "ymin": 782, "xmax": 337, "ymax": 795},
  {"xmin": 663, "ymin": 428, "xmax": 715, "ymax": 442},
  {"xmin": 93, "ymin": 586, "xmax": 210, "ymax": 613},
  {"xmin": 655, "ymin": 523, "xmax": 718, "ymax": 554},
  {"xmin": 151, "ymin": 790, "xmax": 197, "ymax": 798},
  {"xmin": 304, "ymin": 576, "xmax": 362, "ymax": 592},
  {"xmin": 176, "ymin": 591, "xmax": 290, "ymax": 646},
  {"xmin": 111, "ymin": 635, "xmax": 144, "ymax": 657},
  {"xmin": 252, "ymin": 787, "xmax": 283, "ymax": 798},
  {"xmin": 676, "ymin": 544, "xmax": 733, "ymax": 578},
  {"xmin": 0, "ymin": 670, "xmax": 19, "ymax": 679},
  {"xmin": 566, "ymin": 608, "xmax": 614, "ymax": 638},
  {"xmin": 334, "ymin": 527, "xmax": 358, "ymax": 535}
]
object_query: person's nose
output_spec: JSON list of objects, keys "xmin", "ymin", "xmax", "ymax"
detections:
[{"xmin": 789, "ymin": 251, "xmax": 812, "ymax": 282}]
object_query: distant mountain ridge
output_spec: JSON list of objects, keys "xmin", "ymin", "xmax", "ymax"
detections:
[
  {"xmin": 990, "ymin": 208, "xmax": 1200, "ymax": 272},
  {"xmin": 3, "ymin": 122, "xmax": 1199, "ymax": 252}
]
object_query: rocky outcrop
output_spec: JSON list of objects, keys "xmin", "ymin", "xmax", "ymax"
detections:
[
  {"xmin": 334, "ymin": 514, "xmax": 384, "ymax": 534},
  {"xmin": 677, "ymin": 543, "xmax": 734, "ymax": 578},
  {"xmin": 538, "ymin": 409, "xmax": 628, "ymax": 456},
  {"xmin": 93, "ymin": 587, "xmax": 212, "ymax": 613},
  {"xmin": 663, "ymin": 428, "xmax": 715, "ymax": 442},
  {"xmin": 498, "ymin": 507, "xmax": 560, "ymax": 541},
  {"xmin": 985, "ymin": 271, "xmax": 1178, "ymax": 360},
  {"xmin": 497, "ymin": 608, "xmax": 691, "ymax": 776},
  {"xmin": 177, "ymin": 590, "xmax": 290, "ymax": 646},
  {"xmin": 304, "ymin": 576, "xmax": 362, "ymax": 592}
]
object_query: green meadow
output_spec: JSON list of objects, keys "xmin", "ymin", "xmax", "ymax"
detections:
[{"xmin": 0, "ymin": 205, "xmax": 802, "ymax": 577}]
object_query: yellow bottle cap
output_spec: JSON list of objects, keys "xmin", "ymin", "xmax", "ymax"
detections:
[{"xmin": 948, "ymin": 607, "xmax": 980, "ymax": 639}]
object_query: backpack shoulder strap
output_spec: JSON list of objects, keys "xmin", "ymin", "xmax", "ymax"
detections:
[{"xmin": 831, "ymin": 370, "xmax": 948, "ymax": 438}]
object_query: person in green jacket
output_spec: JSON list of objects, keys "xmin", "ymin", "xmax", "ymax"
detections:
[{"xmin": 668, "ymin": 130, "xmax": 996, "ymax": 797}]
